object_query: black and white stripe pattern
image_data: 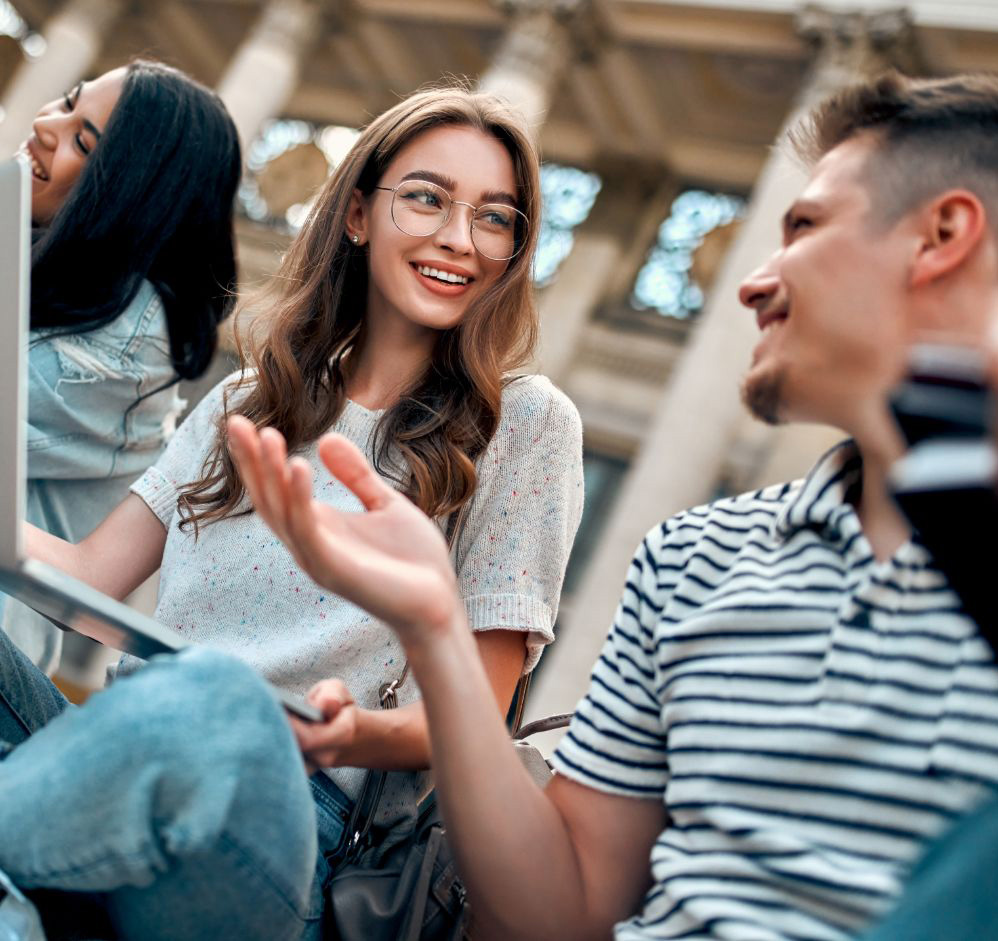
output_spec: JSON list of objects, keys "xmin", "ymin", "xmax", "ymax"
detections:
[{"xmin": 553, "ymin": 442, "xmax": 998, "ymax": 940}]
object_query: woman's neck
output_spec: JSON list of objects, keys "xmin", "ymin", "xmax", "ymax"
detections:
[{"xmin": 344, "ymin": 307, "xmax": 437, "ymax": 411}]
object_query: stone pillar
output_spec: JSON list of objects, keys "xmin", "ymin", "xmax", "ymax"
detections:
[
  {"xmin": 537, "ymin": 168, "xmax": 668, "ymax": 382},
  {"xmin": 479, "ymin": 0, "xmax": 601, "ymax": 132},
  {"xmin": 529, "ymin": 8, "xmax": 919, "ymax": 726},
  {"xmin": 0, "ymin": 0, "xmax": 123, "ymax": 157},
  {"xmin": 216, "ymin": 0, "xmax": 321, "ymax": 154}
]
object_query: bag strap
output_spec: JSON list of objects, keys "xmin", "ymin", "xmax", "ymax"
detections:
[{"xmin": 513, "ymin": 712, "xmax": 572, "ymax": 740}]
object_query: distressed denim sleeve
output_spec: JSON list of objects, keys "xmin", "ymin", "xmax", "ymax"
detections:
[{"xmin": 25, "ymin": 285, "xmax": 180, "ymax": 481}]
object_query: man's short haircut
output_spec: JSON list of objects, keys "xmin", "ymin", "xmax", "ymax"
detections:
[{"xmin": 790, "ymin": 70, "xmax": 998, "ymax": 230}]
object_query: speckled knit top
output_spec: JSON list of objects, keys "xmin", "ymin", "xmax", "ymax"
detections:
[{"xmin": 123, "ymin": 371, "xmax": 584, "ymax": 828}]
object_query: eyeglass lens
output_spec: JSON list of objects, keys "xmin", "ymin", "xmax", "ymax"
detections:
[{"xmin": 390, "ymin": 180, "xmax": 525, "ymax": 261}]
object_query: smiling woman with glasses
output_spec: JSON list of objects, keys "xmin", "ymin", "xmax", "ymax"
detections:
[{"xmin": 19, "ymin": 83, "xmax": 583, "ymax": 934}]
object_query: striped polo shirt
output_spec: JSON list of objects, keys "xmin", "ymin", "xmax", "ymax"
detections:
[{"xmin": 552, "ymin": 441, "xmax": 998, "ymax": 940}]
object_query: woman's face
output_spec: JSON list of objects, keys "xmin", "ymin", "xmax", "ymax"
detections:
[
  {"xmin": 351, "ymin": 124, "xmax": 521, "ymax": 336},
  {"xmin": 21, "ymin": 67, "xmax": 126, "ymax": 224}
]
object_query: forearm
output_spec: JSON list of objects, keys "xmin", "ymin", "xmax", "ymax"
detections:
[
  {"xmin": 26, "ymin": 523, "xmax": 98, "ymax": 587},
  {"xmin": 25, "ymin": 495, "xmax": 165, "ymax": 601},
  {"xmin": 405, "ymin": 616, "xmax": 606, "ymax": 941},
  {"xmin": 335, "ymin": 702, "xmax": 431, "ymax": 770}
]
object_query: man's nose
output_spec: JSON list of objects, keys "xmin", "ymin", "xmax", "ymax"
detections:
[{"xmin": 738, "ymin": 260, "xmax": 780, "ymax": 310}]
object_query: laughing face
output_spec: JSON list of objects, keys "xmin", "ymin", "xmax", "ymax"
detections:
[
  {"xmin": 350, "ymin": 124, "xmax": 518, "ymax": 337},
  {"xmin": 738, "ymin": 134, "xmax": 917, "ymax": 431},
  {"xmin": 20, "ymin": 67, "xmax": 125, "ymax": 225}
]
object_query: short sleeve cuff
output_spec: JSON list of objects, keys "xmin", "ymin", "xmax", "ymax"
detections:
[
  {"xmin": 130, "ymin": 466, "xmax": 178, "ymax": 528},
  {"xmin": 463, "ymin": 592, "xmax": 553, "ymax": 673},
  {"xmin": 551, "ymin": 738, "xmax": 669, "ymax": 800}
]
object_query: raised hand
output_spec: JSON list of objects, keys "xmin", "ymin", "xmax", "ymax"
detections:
[{"xmin": 225, "ymin": 416, "xmax": 461, "ymax": 645}]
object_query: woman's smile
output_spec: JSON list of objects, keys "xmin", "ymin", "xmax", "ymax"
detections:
[{"xmin": 409, "ymin": 260, "xmax": 475, "ymax": 297}]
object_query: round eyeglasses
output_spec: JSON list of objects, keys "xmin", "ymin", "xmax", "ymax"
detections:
[{"xmin": 373, "ymin": 179, "xmax": 528, "ymax": 262}]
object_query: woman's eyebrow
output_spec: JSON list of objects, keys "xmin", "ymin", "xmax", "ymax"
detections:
[
  {"xmin": 399, "ymin": 170, "xmax": 456, "ymax": 190},
  {"xmin": 480, "ymin": 189, "xmax": 517, "ymax": 206}
]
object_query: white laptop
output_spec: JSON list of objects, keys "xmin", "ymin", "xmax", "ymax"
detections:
[{"xmin": 0, "ymin": 156, "xmax": 319, "ymax": 721}]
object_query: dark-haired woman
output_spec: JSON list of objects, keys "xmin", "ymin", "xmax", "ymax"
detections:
[
  {"xmin": 5, "ymin": 60, "xmax": 240, "ymax": 669},
  {"xmin": 12, "ymin": 85, "xmax": 582, "ymax": 937}
]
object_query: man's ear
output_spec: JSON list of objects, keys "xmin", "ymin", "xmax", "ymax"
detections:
[
  {"xmin": 910, "ymin": 189, "xmax": 988, "ymax": 287},
  {"xmin": 345, "ymin": 188, "xmax": 368, "ymax": 245}
]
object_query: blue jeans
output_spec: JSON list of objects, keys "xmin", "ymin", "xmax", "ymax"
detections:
[
  {"xmin": 862, "ymin": 794, "xmax": 998, "ymax": 940},
  {"xmin": 0, "ymin": 628, "xmax": 351, "ymax": 941}
]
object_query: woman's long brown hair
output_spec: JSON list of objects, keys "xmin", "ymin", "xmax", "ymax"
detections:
[{"xmin": 178, "ymin": 85, "xmax": 542, "ymax": 532}]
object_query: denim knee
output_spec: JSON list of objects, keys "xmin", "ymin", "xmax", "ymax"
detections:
[
  {"xmin": 0, "ymin": 647, "xmax": 316, "ymax": 901},
  {"xmin": 95, "ymin": 648, "xmax": 315, "ymax": 860}
]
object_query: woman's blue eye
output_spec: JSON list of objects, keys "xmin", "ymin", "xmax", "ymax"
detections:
[
  {"xmin": 478, "ymin": 209, "xmax": 513, "ymax": 229},
  {"xmin": 402, "ymin": 188, "xmax": 442, "ymax": 208}
]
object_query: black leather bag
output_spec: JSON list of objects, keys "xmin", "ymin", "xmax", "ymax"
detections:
[
  {"xmin": 325, "ymin": 793, "xmax": 469, "ymax": 941},
  {"xmin": 323, "ymin": 670, "xmax": 569, "ymax": 940},
  {"xmin": 324, "ymin": 668, "xmax": 471, "ymax": 941}
]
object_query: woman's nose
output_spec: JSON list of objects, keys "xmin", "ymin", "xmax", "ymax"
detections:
[
  {"xmin": 434, "ymin": 204, "xmax": 475, "ymax": 255},
  {"xmin": 31, "ymin": 111, "xmax": 61, "ymax": 150}
]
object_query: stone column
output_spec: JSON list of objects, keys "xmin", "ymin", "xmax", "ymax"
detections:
[
  {"xmin": 537, "ymin": 167, "xmax": 668, "ymax": 382},
  {"xmin": 216, "ymin": 0, "xmax": 321, "ymax": 154},
  {"xmin": 529, "ymin": 8, "xmax": 919, "ymax": 727},
  {"xmin": 0, "ymin": 0, "xmax": 123, "ymax": 157},
  {"xmin": 479, "ymin": 0, "xmax": 601, "ymax": 132}
]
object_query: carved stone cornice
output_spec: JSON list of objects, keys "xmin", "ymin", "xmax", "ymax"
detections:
[
  {"xmin": 250, "ymin": 0, "xmax": 324, "ymax": 56},
  {"xmin": 796, "ymin": 5, "xmax": 923, "ymax": 99},
  {"xmin": 491, "ymin": 0, "xmax": 607, "ymax": 66}
]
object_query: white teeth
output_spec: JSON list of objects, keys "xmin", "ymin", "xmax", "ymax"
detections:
[
  {"xmin": 416, "ymin": 264, "xmax": 468, "ymax": 285},
  {"xmin": 25, "ymin": 151, "xmax": 48, "ymax": 181}
]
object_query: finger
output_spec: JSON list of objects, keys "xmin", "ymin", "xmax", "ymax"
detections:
[
  {"xmin": 307, "ymin": 678, "xmax": 354, "ymax": 717},
  {"xmin": 257, "ymin": 427, "xmax": 293, "ymax": 531},
  {"xmin": 229, "ymin": 417, "xmax": 282, "ymax": 526},
  {"xmin": 227, "ymin": 416, "xmax": 267, "ymax": 510},
  {"xmin": 318, "ymin": 434, "xmax": 396, "ymax": 512},
  {"xmin": 283, "ymin": 457, "xmax": 348, "ymax": 580}
]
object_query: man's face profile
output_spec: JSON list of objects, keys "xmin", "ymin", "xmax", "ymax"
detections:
[{"xmin": 738, "ymin": 133, "xmax": 916, "ymax": 433}]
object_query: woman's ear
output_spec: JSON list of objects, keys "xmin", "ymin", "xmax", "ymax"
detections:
[
  {"xmin": 910, "ymin": 189, "xmax": 987, "ymax": 288},
  {"xmin": 345, "ymin": 188, "xmax": 368, "ymax": 246}
]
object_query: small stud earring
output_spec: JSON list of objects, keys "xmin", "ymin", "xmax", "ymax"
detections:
[{"xmin": 351, "ymin": 234, "xmax": 360, "ymax": 244}]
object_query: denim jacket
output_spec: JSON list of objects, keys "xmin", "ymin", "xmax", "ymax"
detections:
[{"xmin": 3, "ymin": 280, "xmax": 185, "ymax": 670}]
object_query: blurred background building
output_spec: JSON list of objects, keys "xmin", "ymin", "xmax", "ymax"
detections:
[{"xmin": 2, "ymin": 0, "xmax": 997, "ymax": 725}]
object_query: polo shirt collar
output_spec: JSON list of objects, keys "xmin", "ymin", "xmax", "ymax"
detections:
[{"xmin": 774, "ymin": 439, "xmax": 862, "ymax": 541}]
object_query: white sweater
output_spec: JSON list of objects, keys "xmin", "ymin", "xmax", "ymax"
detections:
[{"xmin": 125, "ymin": 372, "xmax": 584, "ymax": 826}]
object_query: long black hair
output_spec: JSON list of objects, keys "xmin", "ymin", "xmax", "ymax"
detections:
[{"xmin": 29, "ymin": 60, "xmax": 241, "ymax": 381}]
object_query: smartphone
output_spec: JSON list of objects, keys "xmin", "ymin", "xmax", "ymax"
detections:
[{"xmin": 888, "ymin": 343, "xmax": 998, "ymax": 644}]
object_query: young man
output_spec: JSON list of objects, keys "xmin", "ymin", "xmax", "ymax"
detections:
[{"xmin": 230, "ymin": 71, "xmax": 998, "ymax": 940}]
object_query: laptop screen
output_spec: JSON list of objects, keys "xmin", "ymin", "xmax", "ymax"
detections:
[{"xmin": 0, "ymin": 157, "xmax": 30, "ymax": 571}]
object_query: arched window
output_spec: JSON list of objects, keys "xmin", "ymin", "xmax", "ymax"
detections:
[
  {"xmin": 239, "ymin": 118, "xmax": 360, "ymax": 231},
  {"xmin": 534, "ymin": 162, "xmax": 602, "ymax": 286},
  {"xmin": 631, "ymin": 189, "xmax": 744, "ymax": 320}
]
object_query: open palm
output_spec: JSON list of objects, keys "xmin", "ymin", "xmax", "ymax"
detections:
[{"xmin": 227, "ymin": 416, "xmax": 461, "ymax": 641}]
